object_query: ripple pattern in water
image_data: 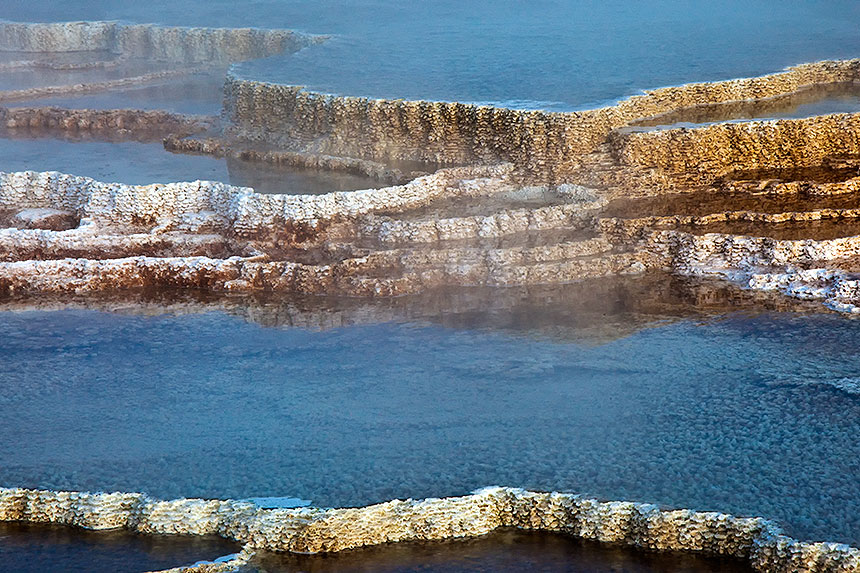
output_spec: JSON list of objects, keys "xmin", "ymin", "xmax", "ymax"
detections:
[{"xmin": 0, "ymin": 308, "xmax": 859, "ymax": 546}]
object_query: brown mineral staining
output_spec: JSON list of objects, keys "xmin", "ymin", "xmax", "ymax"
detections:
[
  {"xmin": 7, "ymin": 208, "xmax": 78, "ymax": 231},
  {"xmin": 223, "ymin": 60, "xmax": 860, "ymax": 181},
  {"xmin": 5, "ymin": 55, "xmax": 860, "ymax": 306},
  {"xmin": 0, "ymin": 107, "xmax": 215, "ymax": 140}
]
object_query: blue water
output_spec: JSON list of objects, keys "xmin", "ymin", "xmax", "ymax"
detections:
[
  {"xmin": 3, "ymin": 1, "xmax": 860, "ymax": 110},
  {"xmin": 0, "ymin": 137, "xmax": 379, "ymax": 192},
  {"xmin": 0, "ymin": 304, "xmax": 859, "ymax": 546}
]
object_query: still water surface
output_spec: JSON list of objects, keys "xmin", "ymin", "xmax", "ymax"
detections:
[
  {"xmin": 0, "ymin": 521, "xmax": 239, "ymax": 573},
  {"xmin": 3, "ymin": 1, "xmax": 860, "ymax": 110},
  {"xmin": 0, "ymin": 301, "xmax": 858, "ymax": 546},
  {"xmin": 0, "ymin": 136, "xmax": 380, "ymax": 192},
  {"xmin": 251, "ymin": 529, "xmax": 752, "ymax": 573}
]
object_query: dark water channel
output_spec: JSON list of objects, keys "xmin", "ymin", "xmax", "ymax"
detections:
[
  {"xmin": 250, "ymin": 529, "xmax": 751, "ymax": 573},
  {"xmin": 0, "ymin": 521, "xmax": 239, "ymax": 573}
]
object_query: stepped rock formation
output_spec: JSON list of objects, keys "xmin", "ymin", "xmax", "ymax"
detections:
[
  {"xmin": 1, "ymin": 486, "xmax": 858, "ymax": 573},
  {"xmin": 224, "ymin": 60, "xmax": 860, "ymax": 179},
  {"xmin": 4, "ymin": 18, "xmax": 860, "ymax": 571},
  {"xmin": 0, "ymin": 20, "xmax": 318, "ymax": 64}
]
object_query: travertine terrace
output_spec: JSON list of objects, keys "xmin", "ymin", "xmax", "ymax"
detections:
[
  {"xmin": 3, "ymin": 18, "xmax": 860, "ymax": 572},
  {"xmin": 2, "ymin": 486, "xmax": 858, "ymax": 573}
]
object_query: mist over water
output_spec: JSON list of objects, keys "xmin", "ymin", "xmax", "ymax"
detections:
[
  {"xmin": 3, "ymin": 1, "xmax": 860, "ymax": 109},
  {"xmin": 2, "ymin": 306, "xmax": 860, "ymax": 546}
]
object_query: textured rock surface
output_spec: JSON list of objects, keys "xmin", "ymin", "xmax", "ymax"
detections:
[
  {"xmin": 0, "ymin": 107, "xmax": 215, "ymax": 139},
  {"xmin": 0, "ymin": 21, "xmax": 319, "ymax": 64},
  {"xmin": 224, "ymin": 60, "xmax": 860, "ymax": 181},
  {"xmin": 0, "ymin": 486, "xmax": 856, "ymax": 573}
]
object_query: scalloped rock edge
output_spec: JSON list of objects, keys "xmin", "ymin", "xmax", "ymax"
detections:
[{"xmin": 0, "ymin": 486, "xmax": 856, "ymax": 573}]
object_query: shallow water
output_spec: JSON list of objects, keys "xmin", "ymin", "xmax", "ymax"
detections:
[
  {"xmin": 251, "ymin": 529, "xmax": 751, "ymax": 573},
  {"xmin": 3, "ymin": 1, "xmax": 860, "ymax": 110},
  {"xmin": 8, "ymin": 73, "xmax": 226, "ymax": 115},
  {"xmin": 0, "ymin": 290, "xmax": 859, "ymax": 546},
  {"xmin": 0, "ymin": 135, "xmax": 380, "ymax": 192},
  {"xmin": 0, "ymin": 58, "xmax": 162, "ymax": 92},
  {"xmin": 0, "ymin": 521, "xmax": 240, "ymax": 573},
  {"xmin": 629, "ymin": 83, "xmax": 860, "ymax": 129}
]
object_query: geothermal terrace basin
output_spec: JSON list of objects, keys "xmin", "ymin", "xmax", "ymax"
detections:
[{"xmin": 4, "ymin": 8, "xmax": 860, "ymax": 572}]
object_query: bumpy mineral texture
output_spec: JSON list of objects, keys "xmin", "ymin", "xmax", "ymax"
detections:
[
  {"xmin": 0, "ymin": 486, "xmax": 856, "ymax": 573},
  {"xmin": 224, "ymin": 60, "xmax": 860, "ymax": 181},
  {"xmin": 0, "ymin": 21, "xmax": 320, "ymax": 64}
]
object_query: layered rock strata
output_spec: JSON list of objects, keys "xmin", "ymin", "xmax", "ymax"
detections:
[
  {"xmin": 224, "ymin": 60, "xmax": 860, "ymax": 180},
  {"xmin": 0, "ymin": 165, "xmax": 642, "ymax": 296},
  {"xmin": 0, "ymin": 21, "xmax": 319, "ymax": 64},
  {"xmin": 163, "ymin": 135, "xmax": 417, "ymax": 185},
  {"xmin": 0, "ymin": 107, "xmax": 215, "ymax": 139},
  {"xmin": 0, "ymin": 486, "xmax": 855, "ymax": 573}
]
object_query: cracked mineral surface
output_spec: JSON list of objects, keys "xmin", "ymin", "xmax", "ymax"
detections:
[{"xmin": 2, "ymin": 10, "xmax": 860, "ymax": 573}]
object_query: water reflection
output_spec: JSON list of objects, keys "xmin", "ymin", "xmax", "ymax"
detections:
[
  {"xmin": 0, "ymin": 274, "xmax": 857, "ymax": 547},
  {"xmin": 0, "ymin": 133, "xmax": 380, "ymax": 192},
  {"xmin": 0, "ymin": 521, "xmax": 240, "ymax": 573},
  {"xmin": 249, "ymin": 529, "xmax": 751, "ymax": 573}
]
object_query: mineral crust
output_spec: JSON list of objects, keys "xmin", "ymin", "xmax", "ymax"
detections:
[{"xmin": 0, "ymin": 486, "xmax": 856, "ymax": 573}]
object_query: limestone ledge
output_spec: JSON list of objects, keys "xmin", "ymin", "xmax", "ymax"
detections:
[
  {"xmin": 649, "ymin": 230, "xmax": 860, "ymax": 273},
  {"xmin": 0, "ymin": 165, "xmax": 513, "ymax": 235},
  {"xmin": 0, "ymin": 486, "xmax": 856, "ymax": 573},
  {"xmin": 0, "ymin": 227, "xmax": 243, "ymax": 261},
  {"xmin": 224, "ymin": 59, "xmax": 860, "ymax": 181},
  {"xmin": 0, "ymin": 247, "xmax": 647, "ymax": 297},
  {"xmin": 163, "ymin": 135, "xmax": 415, "ymax": 185},
  {"xmin": 363, "ymin": 200, "xmax": 605, "ymax": 247},
  {"xmin": 0, "ymin": 21, "xmax": 320, "ymax": 64},
  {"xmin": 645, "ymin": 230, "xmax": 860, "ymax": 312},
  {"xmin": 599, "ymin": 208, "xmax": 860, "ymax": 243},
  {"xmin": 612, "ymin": 112, "xmax": 860, "ymax": 181},
  {"xmin": 0, "ymin": 107, "xmax": 215, "ymax": 139}
]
